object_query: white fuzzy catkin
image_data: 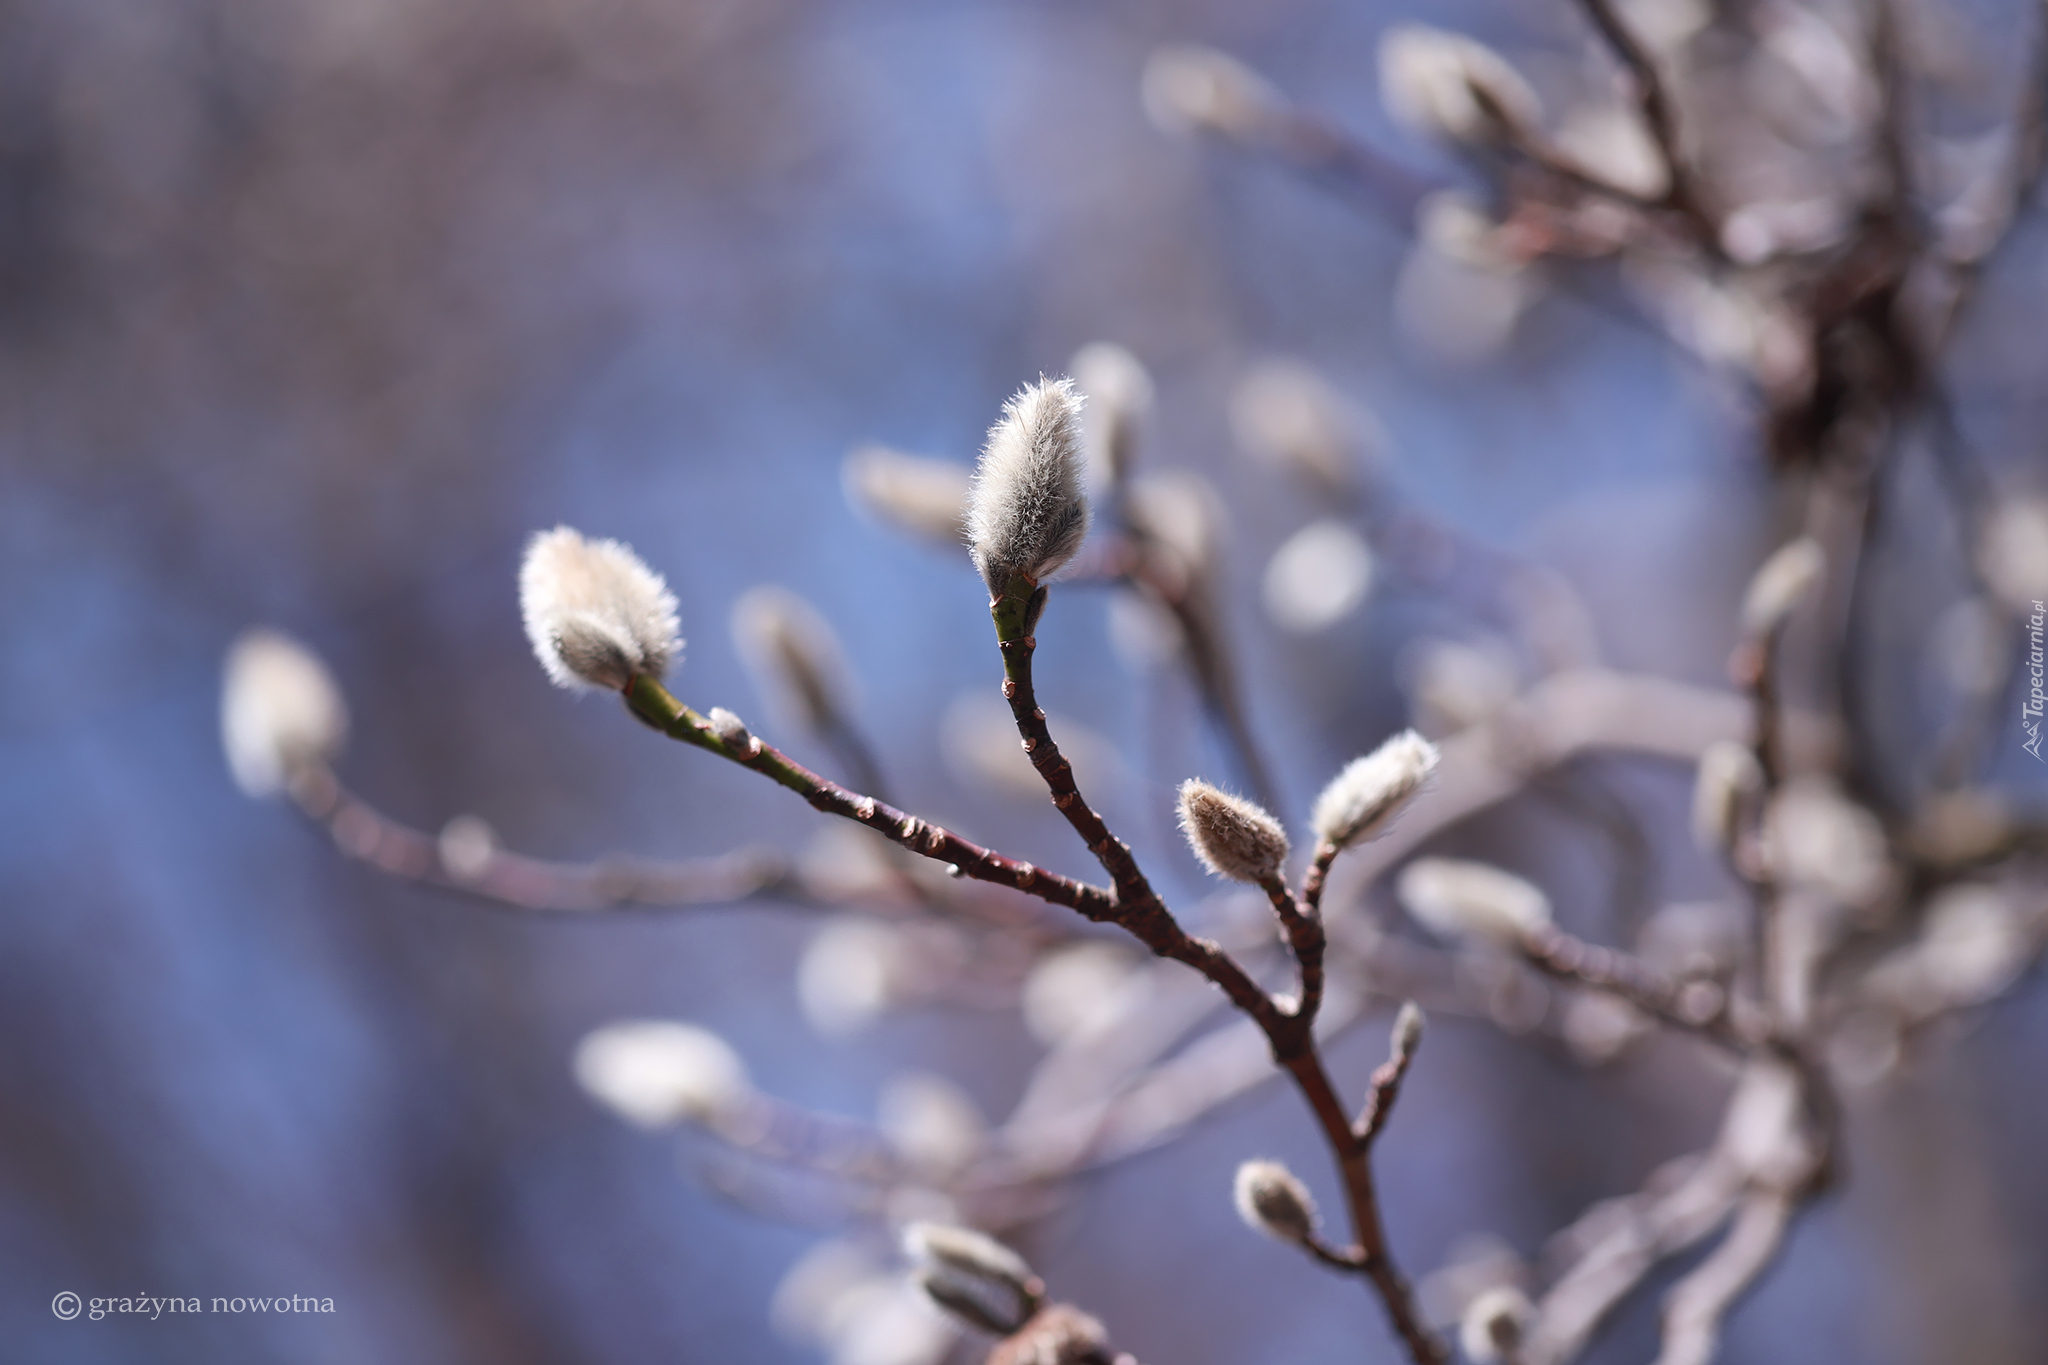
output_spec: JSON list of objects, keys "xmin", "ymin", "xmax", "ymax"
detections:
[
  {"xmin": 1459, "ymin": 1285, "xmax": 1533, "ymax": 1364},
  {"xmin": 1233, "ymin": 1159, "xmax": 1318, "ymax": 1244},
  {"xmin": 572, "ymin": 1020, "xmax": 748, "ymax": 1127},
  {"xmin": 1379, "ymin": 25, "xmax": 1540, "ymax": 147},
  {"xmin": 902, "ymin": 1223, "xmax": 1039, "ymax": 1335},
  {"xmin": 1141, "ymin": 45, "xmax": 1279, "ymax": 141},
  {"xmin": 842, "ymin": 444, "xmax": 973, "ymax": 547},
  {"xmin": 731, "ymin": 585, "xmax": 850, "ymax": 734},
  {"xmin": 966, "ymin": 378, "xmax": 1091, "ymax": 592},
  {"xmin": 221, "ymin": 628, "xmax": 349, "ymax": 798},
  {"xmin": 1740, "ymin": 536, "xmax": 1824, "ymax": 636},
  {"xmin": 1177, "ymin": 779, "xmax": 1290, "ymax": 883},
  {"xmin": 519, "ymin": 526, "xmax": 681, "ymax": 691},
  {"xmin": 1397, "ymin": 858, "xmax": 1551, "ymax": 946},
  {"xmin": 1312, "ymin": 730, "xmax": 1439, "ymax": 850},
  {"xmin": 1068, "ymin": 341, "xmax": 1154, "ymax": 492}
]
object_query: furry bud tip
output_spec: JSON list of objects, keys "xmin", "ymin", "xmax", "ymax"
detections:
[
  {"xmin": 903, "ymin": 1223, "xmax": 1042, "ymax": 1336},
  {"xmin": 572, "ymin": 1020, "xmax": 748, "ymax": 1127},
  {"xmin": 221, "ymin": 628, "xmax": 349, "ymax": 798},
  {"xmin": 1397, "ymin": 858, "xmax": 1551, "ymax": 946},
  {"xmin": 1177, "ymin": 779, "xmax": 1290, "ymax": 883},
  {"xmin": 1391, "ymin": 1000, "xmax": 1425, "ymax": 1061},
  {"xmin": 1311, "ymin": 730, "xmax": 1439, "ymax": 850},
  {"xmin": 519, "ymin": 526, "xmax": 681, "ymax": 692},
  {"xmin": 966, "ymin": 377, "xmax": 1091, "ymax": 592},
  {"xmin": 1233, "ymin": 1159, "xmax": 1318, "ymax": 1244},
  {"xmin": 1740, "ymin": 537, "xmax": 1823, "ymax": 637}
]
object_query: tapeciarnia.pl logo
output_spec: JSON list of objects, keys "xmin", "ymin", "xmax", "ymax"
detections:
[{"xmin": 2024, "ymin": 598, "xmax": 2045, "ymax": 761}]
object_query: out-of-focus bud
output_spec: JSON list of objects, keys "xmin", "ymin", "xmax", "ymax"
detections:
[
  {"xmin": 1391, "ymin": 999, "xmax": 1426, "ymax": 1061},
  {"xmin": 1177, "ymin": 779, "xmax": 1290, "ymax": 883},
  {"xmin": 878, "ymin": 1073, "xmax": 986, "ymax": 1176},
  {"xmin": 1229, "ymin": 359, "xmax": 1366, "ymax": 491},
  {"xmin": 1866, "ymin": 883, "xmax": 2025, "ymax": 1016},
  {"xmin": 988, "ymin": 1304, "xmax": 1112, "ymax": 1365},
  {"xmin": 1691, "ymin": 740, "xmax": 1763, "ymax": 853},
  {"xmin": 221, "ymin": 628, "xmax": 349, "ymax": 798},
  {"xmin": 1126, "ymin": 470, "xmax": 1222, "ymax": 589},
  {"xmin": 1396, "ymin": 196, "xmax": 1533, "ymax": 365},
  {"xmin": 1263, "ymin": 519, "xmax": 1375, "ymax": 633},
  {"xmin": 799, "ymin": 918, "xmax": 903, "ymax": 1036},
  {"xmin": 1978, "ymin": 499, "xmax": 2048, "ymax": 615},
  {"xmin": 1761, "ymin": 777, "xmax": 1889, "ymax": 907},
  {"xmin": 843, "ymin": 445, "xmax": 972, "ymax": 548},
  {"xmin": 519, "ymin": 526, "xmax": 681, "ymax": 692},
  {"xmin": 1141, "ymin": 44, "xmax": 1281, "ymax": 141},
  {"xmin": 573, "ymin": 1020, "xmax": 748, "ymax": 1127},
  {"xmin": 1021, "ymin": 941, "xmax": 1140, "ymax": 1047},
  {"xmin": 1404, "ymin": 637, "xmax": 1519, "ymax": 732},
  {"xmin": 902, "ymin": 1223, "xmax": 1043, "ymax": 1337},
  {"xmin": 1459, "ymin": 1285, "xmax": 1534, "ymax": 1364},
  {"xmin": 732, "ymin": 586, "xmax": 853, "ymax": 736},
  {"xmin": 1311, "ymin": 730, "xmax": 1440, "ymax": 851},
  {"xmin": 1068, "ymin": 342, "xmax": 1153, "ymax": 494},
  {"xmin": 939, "ymin": 693, "xmax": 1119, "ymax": 803},
  {"xmin": 1397, "ymin": 858, "xmax": 1551, "ymax": 946},
  {"xmin": 1739, "ymin": 537, "xmax": 1824, "ymax": 636},
  {"xmin": 1379, "ymin": 25, "xmax": 1540, "ymax": 148},
  {"xmin": 1233, "ymin": 1159, "xmax": 1319, "ymax": 1245},
  {"xmin": 1562, "ymin": 991, "xmax": 1648, "ymax": 1065},
  {"xmin": 1552, "ymin": 103, "xmax": 1669, "ymax": 199},
  {"xmin": 771, "ymin": 1239, "xmax": 888, "ymax": 1347},
  {"xmin": 966, "ymin": 378, "xmax": 1090, "ymax": 592},
  {"xmin": 437, "ymin": 814, "xmax": 496, "ymax": 882}
]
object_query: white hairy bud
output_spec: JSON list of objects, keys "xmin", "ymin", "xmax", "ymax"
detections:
[
  {"xmin": 572, "ymin": 1020, "xmax": 748, "ymax": 1127},
  {"xmin": 966, "ymin": 377, "xmax": 1091, "ymax": 592},
  {"xmin": 1141, "ymin": 45, "xmax": 1280, "ymax": 141},
  {"xmin": 731, "ymin": 585, "xmax": 851, "ymax": 735},
  {"xmin": 1380, "ymin": 25, "xmax": 1540, "ymax": 148},
  {"xmin": 519, "ymin": 526, "xmax": 681, "ymax": 691},
  {"xmin": 1233, "ymin": 1159, "xmax": 1318, "ymax": 1244},
  {"xmin": 843, "ymin": 444, "xmax": 973, "ymax": 547},
  {"xmin": 1691, "ymin": 740, "xmax": 1763, "ymax": 853},
  {"xmin": 1311, "ymin": 730, "xmax": 1440, "ymax": 850},
  {"xmin": 1397, "ymin": 858, "xmax": 1551, "ymax": 946},
  {"xmin": 706, "ymin": 706, "xmax": 757, "ymax": 755},
  {"xmin": 1460, "ymin": 1285, "xmax": 1533, "ymax": 1364},
  {"xmin": 902, "ymin": 1223, "xmax": 1041, "ymax": 1336},
  {"xmin": 1739, "ymin": 537, "xmax": 1824, "ymax": 636},
  {"xmin": 221, "ymin": 628, "xmax": 349, "ymax": 798},
  {"xmin": 1177, "ymin": 779, "xmax": 1290, "ymax": 883},
  {"xmin": 1068, "ymin": 341, "xmax": 1154, "ymax": 493}
]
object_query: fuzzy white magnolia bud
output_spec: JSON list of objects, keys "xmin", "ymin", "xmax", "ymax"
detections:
[
  {"xmin": 1141, "ymin": 45, "xmax": 1281, "ymax": 141},
  {"xmin": 1068, "ymin": 341, "xmax": 1154, "ymax": 493},
  {"xmin": 573, "ymin": 1020, "xmax": 748, "ymax": 1127},
  {"xmin": 843, "ymin": 444, "xmax": 972, "ymax": 547},
  {"xmin": 1459, "ymin": 1285, "xmax": 1533, "ymax": 1364},
  {"xmin": 519, "ymin": 526, "xmax": 681, "ymax": 692},
  {"xmin": 902, "ymin": 1223, "xmax": 1041, "ymax": 1336},
  {"xmin": 966, "ymin": 378, "xmax": 1091, "ymax": 592},
  {"xmin": 221, "ymin": 628, "xmax": 350, "ymax": 798},
  {"xmin": 732, "ymin": 585, "xmax": 851, "ymax": 735},
  {"xmin": 1691, "ymin": 740, "xmax": 1763, "ymax": 852},
  {"xmin": 1739, "ymin": 537, "xmax": 1824, "ymax": 636},
  {"xmin": 1233, "ymin": 1159, "xmax": 1318, "ymax": 1244},
  {"xmin": 1312, "ymin": 730, "xmax": 1440, "ymax": 850},
  {"xmin": 1380, "ymin": 25, "xmax": 1540, "ymax": 148},
  {"xmin": 1397, "ymin": 858, "xmax": 1550, "ymax": 946},
  {"xmin": 1177, "ymin": 779, "xmax": 1290, "ymax": 883}
]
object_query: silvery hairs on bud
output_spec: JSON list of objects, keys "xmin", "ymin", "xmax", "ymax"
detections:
[
  {"xmin": 903, "ymin": 1223, "xmax": 1042, "ymax": 1336},
  {"xmin": 520, "ymin": 526, "xmax": 681, "ymax": 691},
  {"xmin": 966, "ymin": 377, "xmax": 1090, "ymax": 593},
  {"xmin": 1177, "ymin": 779, "xmax": 1290, "ymax": 883},
  {"xmin": 1233, "ymin": 1159, "xmax": 1318, "ymax": 1244},
  {"xmin": 1312, "ymin": 729, "xmax": 1440, "ymax": 850},
  {"xmin": 221, "ymin": 628, "xmax": 349, "ymax": 798}
]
